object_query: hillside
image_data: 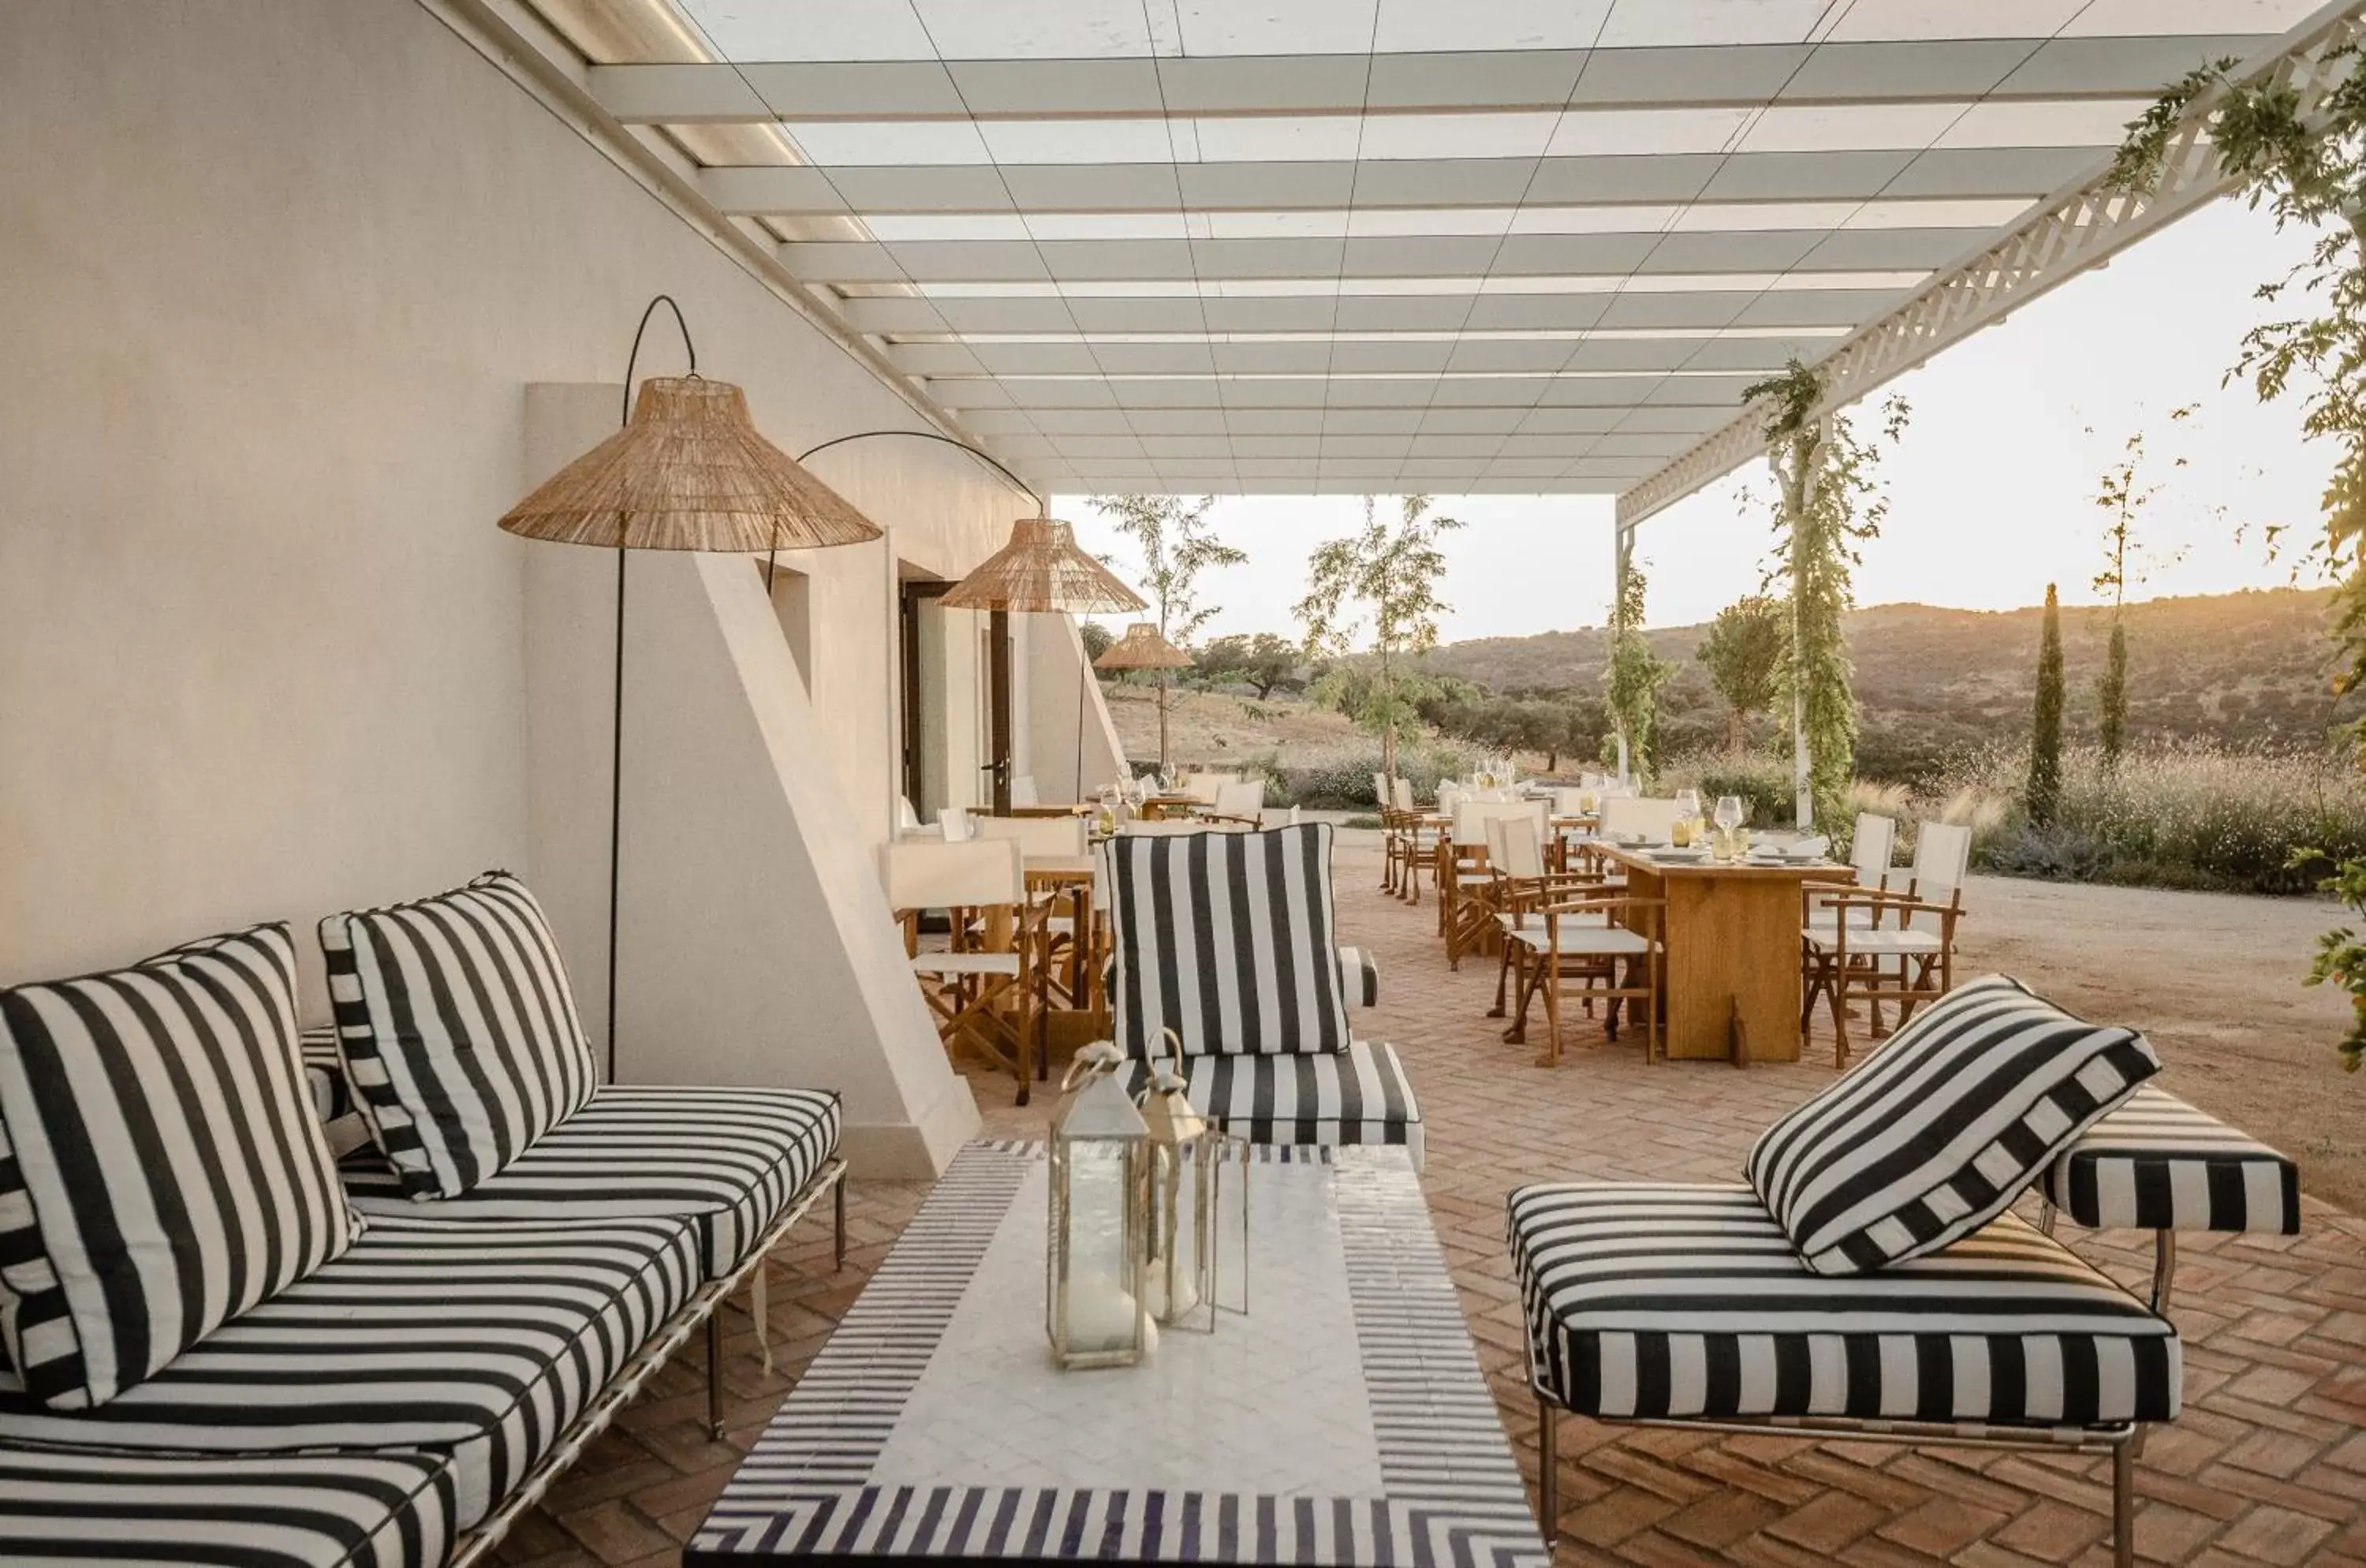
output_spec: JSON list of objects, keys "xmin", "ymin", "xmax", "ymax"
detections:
[{"xmin": 1420, "ymin": 587, "xmax": 2361, "ymax": 777}]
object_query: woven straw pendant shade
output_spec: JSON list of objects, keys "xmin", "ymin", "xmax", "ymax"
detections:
[
  {"xmin": 1095, "ymin": 622, "xmax": 1192, "ymax": 671},
  {"xmin": 941, "ymin": 517, "xmax": 1145, "ymax": 614},
  {"xmin": 499, "ymin": 376, "xmax": 882, "ymax": 551}
]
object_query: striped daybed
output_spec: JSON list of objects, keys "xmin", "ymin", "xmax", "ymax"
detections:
[
  {"xmin": 1509, "ymin": 978, "xmax": 2287, "ymax": 1568},
  {"xmin": 1106, "ymin": 822, "xmax": 1424, "ymax": 1168},
  {"xmin": 0, "ymin": 874, "xmax": 845, "ymax": 1568}
]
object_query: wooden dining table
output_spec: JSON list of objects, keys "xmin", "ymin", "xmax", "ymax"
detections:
[{"xmin": 1595, "ymin": 843, "xmax": 1849, "ymax": 1064}]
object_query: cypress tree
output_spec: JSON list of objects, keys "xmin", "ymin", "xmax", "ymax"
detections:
[
  {"xmin": 2028, "ymin": 583, "xmax": 2065, "ymax": 827},
  {"xmin": 2098, "ymin": 618, "xmax": 2129, "ymax": 765}
]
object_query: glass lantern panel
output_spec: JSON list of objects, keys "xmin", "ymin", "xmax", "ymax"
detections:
[{"xmin": 1061, "ymin": 1138, "xmax": 1141, "ymax": 1357}]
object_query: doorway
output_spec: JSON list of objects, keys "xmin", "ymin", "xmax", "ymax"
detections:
[{"xmin": 900, "ymin": 581, "xmax": 1012, "ymax": 817}]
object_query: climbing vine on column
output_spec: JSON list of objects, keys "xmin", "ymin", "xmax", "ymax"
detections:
[
  {"xmin": 1745, "ymin": 359, "xmax": 1907, "ymax": 834},
  {"xmin": 2114, "ymin": 45, "xmax": 2366, "ymax": 1066},
  {"xmin": 1603, "ymin": 541, "xmax": 1673, "ymax": 779}
]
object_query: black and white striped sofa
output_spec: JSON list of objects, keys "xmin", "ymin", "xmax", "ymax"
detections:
[
  {"xmin": 1508, "ymin": 978, "xmax": 2286, "ymax": 1568},
  {"xmin": 1106, "ymin": 823, "xmax": 1424, "ymax": 1168},
  {"xmin": 0, "ymin": 874, "xmax": 847, "ymax": 1568}
]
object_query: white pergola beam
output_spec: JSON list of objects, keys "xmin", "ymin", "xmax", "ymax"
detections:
[{"xmin": 1618, "ymin": 0, "xmax": 2366, "ymax": 528}]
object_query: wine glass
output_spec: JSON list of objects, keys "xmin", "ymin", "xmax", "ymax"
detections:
[{"xmin": 1715, "ymin": 794, "xmax": 1745, "ymax": 860}]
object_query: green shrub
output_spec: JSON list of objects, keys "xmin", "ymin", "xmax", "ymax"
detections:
[{"xmin": 1659, "ymin": 751, "xmax": 1796, "ymax": 829}]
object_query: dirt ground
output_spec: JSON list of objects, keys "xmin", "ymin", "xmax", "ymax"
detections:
[
  {"xmin": 1948, "ymin": 872, "xmax": 2366, "ymax": 1215},
  {"xmin": 1100, "ymin": 681, "xmax": 1371, "ymax": 771}
]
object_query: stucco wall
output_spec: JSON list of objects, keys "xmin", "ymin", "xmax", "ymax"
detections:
[{"xmin": 0, "ymin": 0, "xmax": 1024, "ymax": 1091}]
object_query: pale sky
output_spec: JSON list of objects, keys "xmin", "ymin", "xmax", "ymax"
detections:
[{"xmin": 1058, "ymin": 196, "xmax": 2333, "ymax": 640}]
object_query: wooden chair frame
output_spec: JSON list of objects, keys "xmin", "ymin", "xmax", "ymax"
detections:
[
  {"xmin": 900, "ymin": 895, "xmax": 1051, "ymax": 1103},
  {"xmin": 1799, "ymin": 887, "xmax": 1961, "ymax": 1070},
  {"xmin": 1509, "ymin": 893, "xmax": 1666, "ymax": 1067}
]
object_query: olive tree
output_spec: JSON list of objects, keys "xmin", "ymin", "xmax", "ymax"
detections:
[
  {"xmin": 1297, "ymin": 495, "xmax": 1462, "ymax": 778},
  {"xmin": 1696, "ymin": 595, "xmax": 1787, "ymax": 752}
]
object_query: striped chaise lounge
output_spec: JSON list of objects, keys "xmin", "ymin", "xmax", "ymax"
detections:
[
  {"xmin": 1509, "ymin": 977, "xmax": 2265, "ymax": 1568},
  {"xmin": 2039, "ymin": 1083, "xmax": 2301, "ymax": 1312},
  {"xmin": 1107, "ymin": 821, "xmax": 1424, "ymax": 1167}
]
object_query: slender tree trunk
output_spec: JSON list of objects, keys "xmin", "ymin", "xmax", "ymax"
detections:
[
  {"xmin": 1156, "ymin": 672, "xmax": 1170, "ymax": 771},
  {"xmin": 1781, "ymin": 448, "xmax": 1814, "ymax": 831}
]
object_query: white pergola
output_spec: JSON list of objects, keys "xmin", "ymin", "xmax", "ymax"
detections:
[{"xmin": 448, "ymin": 0, "xmax": 2361, "ymax": 525}]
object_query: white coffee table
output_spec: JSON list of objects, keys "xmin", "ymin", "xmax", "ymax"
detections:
[{"xmin": 689, "ymin": 1141, "xmax": 1544, "ymax": 1568}]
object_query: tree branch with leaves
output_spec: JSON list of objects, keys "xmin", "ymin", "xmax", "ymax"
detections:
[
  {"xmin": 1603, "ymin": 545, "xmax": 1674, "ymax": 780},
  {"xmin": 1297, "ymin": 495, "xmax": 1462, "ymax": 778},
  {"xmin": 2115, "ymin": 48, "xmax": 2366, "ymax": 1066},
  {"xmin": 1091, "ymin": 493, "xmax": 1246, "ymax": 771},
  {"xmin": 1744, "ymin": 359, "xmax": 1908, "ymax": 831},
  {"xmin": 2090, "ymin": 406, "xmax": 2196, "ymax": 763},
  {"xmin": 1697, "ymin": 595, "xmax": 1787, "ymax": 752}
]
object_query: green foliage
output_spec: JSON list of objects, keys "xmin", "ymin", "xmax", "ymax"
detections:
[
  {"xmin": 1936, "ymin": 741, "xmax": 2366, "ymax": 896},
  {"xmin": 1274, "ymin": 743, "xmax": 1476, "ymax": 809},
  {"xmin": 1195, "ymin": 632, "xmax": 1304, "ymax": 699},
  {"xmin": 1603, "ymin": 554, "xmax": 1675, "ymax": 772},
  {"xmin": 2299, "ymin": 850, "xmax": 2366, "ymax": 1070},
  {"xmin": 1696, "ymin": 595, "xmax": 1787, "ymax": 749},
  {"xmin": 1745, "ymin": 358, "xmax": 1906, "ymax": 831},
  {"xmin": 1419, "ymin": 682, "xmax": 1605, "ymax": 772},
  {"xmin": 1296, "ymin": 495, "xmax": 1463, "ymax": 775},
  {"xmin": 1088, "ymin": 494, "xmax": 1246, "ymax": 648},
  {"xmin": 1659, "ymin": 750, "xmax": 1797, "ymax": 829},
  {"xmin": 2117, "ymin": 51, "xmax": 2366, "ymax": 1063},
  {"xmin": 2030, "ymin": 584, "xmax": 2066, "ymax": 827},
  {"xmin": 1078, "ymin": 619, "xmax": 1114, "ymax": 662}
]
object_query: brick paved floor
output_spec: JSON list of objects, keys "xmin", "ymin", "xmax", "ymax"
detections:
[{"xmin": 502, "ymin": 836, "xmax": 2366, "ymax": 1568}]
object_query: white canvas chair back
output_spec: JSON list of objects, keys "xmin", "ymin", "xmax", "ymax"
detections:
[
  {"xmin": 1436, "ymin": 782, "xmax": 1465, "ymax": 814},
  {"xmin": 1551, "ymin": 787, "xmax": 1591, "ymax": 818},
  {"xmin": 1183, "ymin": 771, "xmax": 1238, "ymax": 805},
  {"xmin": 1287, "ymin": 804, "xmax": 1302, "ymax": 825},
  {"xmin": 1850, "ymin": 812, "xmax": 1898, "ymax": 890},
  {"xmin": 1372, "ymin": 771, "xmax": 1390, "ymax": 808},
  {"xmin": 1213, "ymin": 779, "xmax": 1265, "ymax": 821},
  {"xmin": 937, "ymin": 805, "xmax": 972, "ymax": 843},
  {"xmin": 882, "ymin": 838, "xmax": 1022, "ymax": 913},
  {"xmin": 1485, "ymin": 813, "xmax": 1548, "ymax": 879},
  {"xmin": 1598, "ymin": 795, "xmax": 1681, "ymax": 841},
  {"xmin": 1391, "ymin": 777, "xmax": 1415, "ymax": 812},
  {"xmin": 1009, "ymin": 774, "xmax": 1039, "ymax": 808},
  {"xmin": 1893, "ymin": 821, "xmax": 1972, "ymax": 932},
  {"xmin": 1454, "ymin": 798, "xmax": 1543, "ymax": 850},
  {"xmin": 976, "ymin": 814, "xmax": 1088, "ymax": 858}
]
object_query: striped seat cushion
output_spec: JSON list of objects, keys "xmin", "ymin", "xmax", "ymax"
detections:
[
  {"xmin": 0, "ymin": 924, "xmax": 361, "ymax": 1409},
  {"xmin": 1119, "ymin": 1040, "xmax": 1424, "ymax": 1170},
  {"xmin": 1510, "ymin": 1183, "xmax": 2179, "ymax": 1427},
  {"xmin": 1106, "ymin": 823, "xmax": 1352, "ymax": 1057},
  {"xmin": 1338, "ymin": 945, "xmax": 1380, "ymax": 1008},
  {"xmin": 319, "ymin": 872, "xmax": 599, "ymax": 1199},
  {"xmin": 302, "ymin": 1025, "xmax": 352, "ymax": 1122},
  {"xmin": 0, "ymin": 1211, "xmax": 698, "ymax": 1532},
  {"xmin": 339, "ymin": 1084, "xmax": 842, "ymax": 1275},
  {"xmin": 1747, "ymin": 975, "xmax": 2160, "ymax": 1275},
  {"xmin": 2045, "ymin": 1085, "xmax": 2301, "ymax": 1234},
  {"xmin": 0, "ymin": 1443, "xmax": 459, "ymax": 1568}
]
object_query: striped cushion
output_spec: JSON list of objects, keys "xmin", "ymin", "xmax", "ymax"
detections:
[
  {"xmin": 1338, "ymin": 945, "xmax": 1380, "ymax": 1008},
  {"xmin": 1106, "ymin": 823, "xmax": 1351, "ymax": 1057},
  {"xmin": 1747, "ymin": 975, "xmax": 2160, "ymax": 1275},
  {"xmin": 1119, "ymin": 1040, "xmax": 1424, "ymax": 1170},
  {"xmin": 0, "ymin": 1211, "xmax": 698, "ymax": 1531},
  {"xmin": 0, "ymin": 924, "xmax": 360, "ymax": 1409},
  {"xmin": 339, "ymin": 1084, "xmax": 842, "ymax": 1275},
  {"xmin": 0, "ymin": 1444, "xmax": 458, "ymax": 1568},
  {"xmin": 301, "ymin": 1025, "xmax": 352, "ymax": 1122},
  {"xmin": 319, "ymin": 872, "xmax": 598, "ymax": 1199},
  {"xmin": 2045, "ymin": 1085, "xmax": 2301, "ymax": 1234},
  {"xmin": 1510, "ymin": 1183, "xmax": 2179, "ymax": 1427}
]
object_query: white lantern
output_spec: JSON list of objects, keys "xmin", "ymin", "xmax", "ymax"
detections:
[
  {"xmin": 1047, "ymin": 1043, "xmax": 1152, "ymax": 1369},
  {"xmin": 1136, "ymin": 1038, "xmax": 1250, "ymax": 1331}
]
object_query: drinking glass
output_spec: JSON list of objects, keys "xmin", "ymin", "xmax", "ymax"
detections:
[{"xmin": 1715, "ymin": 794, "xmax": 1745, "ymax": 861}]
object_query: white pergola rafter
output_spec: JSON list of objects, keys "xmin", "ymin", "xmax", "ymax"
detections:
[{"xmin": 1618, "ymin": 0, "xmax": 2366, "ymax": 529}]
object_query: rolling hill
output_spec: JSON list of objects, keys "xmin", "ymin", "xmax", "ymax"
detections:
[{"xmin": 1419, "ymin": 587, "xmax": 2361, "ymax": 777}]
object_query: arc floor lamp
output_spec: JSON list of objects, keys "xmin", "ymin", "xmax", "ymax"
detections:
[{"xmin": 497, "ymin": 295, "xmax": 882, "ymax": 1079}]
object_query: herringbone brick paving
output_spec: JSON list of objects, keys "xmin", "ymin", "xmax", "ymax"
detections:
[{"xmin": 498, "ymin": 836, "xmax": 2366, "ymax": 1568}]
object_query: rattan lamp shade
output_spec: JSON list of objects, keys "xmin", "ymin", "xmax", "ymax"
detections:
[
  {"xmin": 1095, "ymin": 622, "xmax": 1193, "ymax": 671},
  {"xmin": 498, "ymin": 376, "xmax": 882, "ymax": 551},
  {"xmin": 940, "ymin": 517, "xmax": 1145, "ymax": 614}
]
